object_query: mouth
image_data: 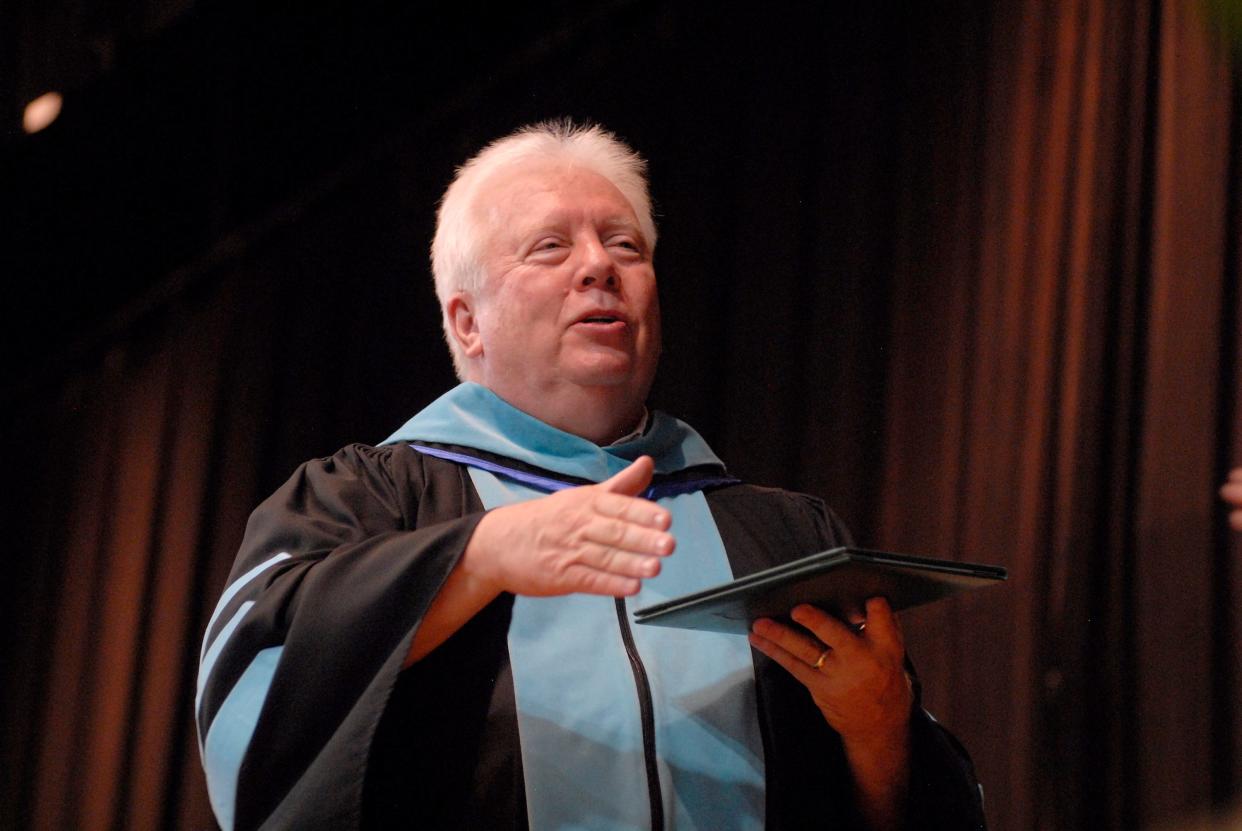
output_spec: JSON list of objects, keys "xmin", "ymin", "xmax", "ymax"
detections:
[{"xmin": 573, "ymin": 310, "xmax": 629, "ymax": 329}]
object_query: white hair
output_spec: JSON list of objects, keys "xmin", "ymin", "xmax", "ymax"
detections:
[{"xmin": 431, "ymin": 119, "xmax": 658, "ymax": 378}]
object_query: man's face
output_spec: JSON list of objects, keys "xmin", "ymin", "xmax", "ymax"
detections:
[{"xmin": 462, "ymin": 163, "xmax": 661, "ymax": 412}]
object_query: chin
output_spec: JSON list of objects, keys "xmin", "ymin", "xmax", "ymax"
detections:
[
  {"xmin": 560, "ymin": 350, "xmax": 658, "ymax": 397},
  {"xmin": 560, "ymin": 353, "xmax": 629, "ymax": 382},
  {"xmin": 564, "ymin": 369, "xmax": 634, "ymax": 388}
]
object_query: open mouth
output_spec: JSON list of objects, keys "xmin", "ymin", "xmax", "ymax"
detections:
[{"xmin": 573, "ymin": 308, "xmax": 629, "ymax": 327}]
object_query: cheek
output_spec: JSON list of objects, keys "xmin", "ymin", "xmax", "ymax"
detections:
[
  {"xmin": 635, "ymin": 281, "xmax": 661, "ymax": 335},
  {"xmin": 474, "ymin": 300, "xmax": 522, "ymax": 357},
  {"xmin": 482, "ymin": 288, "xmax": 565, "ymax": 345},
  {"xmin": 644, "ymin": 313, "xmax": 662, "ymax": 363}
]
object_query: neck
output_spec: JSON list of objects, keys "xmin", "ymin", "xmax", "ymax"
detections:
[{"xmin": 474, "ymin": 381, "xmax": 646, "ymax": 445}]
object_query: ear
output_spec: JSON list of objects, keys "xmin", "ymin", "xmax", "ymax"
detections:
[{"xmin": 446, "ymin": 293, "xmax": 485, "ymax": 359}]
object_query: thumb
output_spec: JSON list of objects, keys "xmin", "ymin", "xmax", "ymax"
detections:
[{"xmin": 602, "ymin": 455, "xmax": 655, "ymax": 497}]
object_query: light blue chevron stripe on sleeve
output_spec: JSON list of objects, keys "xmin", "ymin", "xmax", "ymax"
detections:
[
  {"xmin": 203, "ymin": 646, "xmax": 285, "ymax": 831},
  {"xmin": 197, "ymin": 600, "xmax": 256, "ymax": 719},
  {"xmin": 201, "ymin": 553, "xmax": 291, "ymax": 663}
]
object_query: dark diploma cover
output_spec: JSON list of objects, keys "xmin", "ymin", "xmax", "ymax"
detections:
[{"xmin": 632, "ymin": 547, "xmax": 1008, "ymax": 634}]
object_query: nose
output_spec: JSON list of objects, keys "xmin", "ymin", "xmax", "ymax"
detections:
[
  {"xmin": 575, "ymin": 236, "xmax": 619, "ymax": 292},
  {"xmin": 578, "ymin": 271, "xmax": 619, "ymax": 290}
]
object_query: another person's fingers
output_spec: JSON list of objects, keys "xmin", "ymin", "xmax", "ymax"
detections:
[
  {"xmin": 1221, "ymin": 481, "xmax": 1242, "ymax": 505},
  {"xmin": 1219, "ymin": 473, "xmax": 1242, "ymax": 530}
]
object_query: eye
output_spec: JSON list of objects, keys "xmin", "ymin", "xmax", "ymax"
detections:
[
  {"xmin": 526, "ymin": 237, "xmax": 568, "ymax": 259},
  {"xmin": 609, "ymin": 237, "xmax": 642, "ymax": 254}
]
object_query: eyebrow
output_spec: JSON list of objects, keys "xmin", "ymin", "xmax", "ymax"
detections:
[{"xmin": 514, "ymin": 214, "xmax": 645, "ymax": 243}]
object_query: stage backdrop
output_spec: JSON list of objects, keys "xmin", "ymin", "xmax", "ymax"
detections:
[{"xmin": 1, "ymin": 1, "xmax": 1239, "ymax": 829}]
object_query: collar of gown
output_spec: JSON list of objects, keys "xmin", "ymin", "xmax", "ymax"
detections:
[{"xmin": 380, "ymin": 382, "xmax": 724, "ymax": 480}]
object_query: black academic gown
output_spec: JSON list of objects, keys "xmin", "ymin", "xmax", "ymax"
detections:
[{"xmin": 198, "ymin": 442, "xmax": 986, "ymax": 830}]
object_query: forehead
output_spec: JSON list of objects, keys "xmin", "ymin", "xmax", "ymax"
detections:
[{"xmin": 472, "ymin": 162, "xmax": 641, "ymax": 245}]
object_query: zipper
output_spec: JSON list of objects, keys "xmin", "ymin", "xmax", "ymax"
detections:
[{"xmin": 614, "ymin": 598, "xmax": 665, "ymax": 831}]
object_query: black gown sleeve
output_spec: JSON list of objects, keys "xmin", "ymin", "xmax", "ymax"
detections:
[{"xmin": 196, "ymin": 443, "xmax": 486, "ymax": 830}]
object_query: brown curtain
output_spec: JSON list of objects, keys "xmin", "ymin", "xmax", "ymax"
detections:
[
  {"xmin": 880, "ymin": 1, "xmax": 1241, "ymax": 829},
  {"xmin": 2, "ymin": 2, "xmax": 1239, "ymax": 829}
]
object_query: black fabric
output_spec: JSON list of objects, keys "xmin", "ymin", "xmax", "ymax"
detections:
[
  {"xmin": 203, "ymin": 441, "xmax": 985, "ymax": 830},
  {"xmin": 198, "ymin": 444, "xmax": 487, "ymax": 830},
  {"xmin": 364, "ymin": 593, "xmax": 524, "ymax": 830}
]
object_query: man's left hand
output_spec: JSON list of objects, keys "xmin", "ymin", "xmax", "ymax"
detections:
[
  {"xmin": 749, "ymin": 597, "xmax": 913, "ymax": 830},
  {"xmin": 749, "ymin": 597, "xmax": 913, "ymax": 745}
]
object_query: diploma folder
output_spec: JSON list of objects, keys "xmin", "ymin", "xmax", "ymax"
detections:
[{"xmin": 632, "ymin": 547, "xmax": 1007, "ymax": 634}]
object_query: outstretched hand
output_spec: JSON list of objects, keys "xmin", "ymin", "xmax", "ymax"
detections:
[
  {"xmin": 461, "ymin": 455, "xmax": 676, "ymax": 598},
  {"xmin": 406, "ymin": 456, "xmax": 673, "ymax": 666}
]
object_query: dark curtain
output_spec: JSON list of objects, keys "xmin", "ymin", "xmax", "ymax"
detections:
[
  {"xmin": 879, "ymin": 2, "xmax": 1240, "ymax": 829},
  {"xmin": 2, "ymin": 2, "xmax": 1239, "ymax": 829}
]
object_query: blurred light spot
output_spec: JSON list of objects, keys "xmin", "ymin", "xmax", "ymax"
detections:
[{"xmin": 23, "ymin": 92, "xmax": 63, "ymax": 134}]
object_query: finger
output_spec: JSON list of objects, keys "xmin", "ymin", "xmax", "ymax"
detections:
[
  {"xmin": 1221, "ymin": 482, "xmax": 1242, "ymax": 505},
  {"xmin": 1231, "ymin": 510, "xmax": 1242, "ymax": 532},
  {"xmin": 583, "ymin": 516, "xmax": 675, "ymax": 556},
  {"xmin": 752, "ymin": 617, "xmax": 829, "ymax": 666},
  {"xmin": 1230, "ymin": 468, "xmax": 1242, "ymax": 483},
  {"xmin": 749, "ymin": 630, "xmax": 827, "ymax": 690},
  {"xmin": 790, "ymin": 605, "xmax": 863, "ymax": 654},
  {"xmin": 593, "ymin": 491, "xmax": 672, "ymax": 530},
  {"xmin": 576, "ymin": 544, "xmax": 664, "ymax": 579},
  {"xmin": 562, "ymin": 565, "xmax": 642, "ymax": 597},
  {"xmin": 601, "ymin": 456, "xmax": 655, "ymax": 498},
  {"xmin": 861, "ymin": 596, "xmax": 905, "ymax": 655}
]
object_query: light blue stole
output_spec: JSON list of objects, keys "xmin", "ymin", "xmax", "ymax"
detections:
[{"xmin": 383, "ymin": 384, "xmax": 765, "ymax": 830}]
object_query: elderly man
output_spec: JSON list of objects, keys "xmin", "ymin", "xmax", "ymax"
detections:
[{"xmin": 197, "ymin": 121, "xmax": 984, "ymax": 830}]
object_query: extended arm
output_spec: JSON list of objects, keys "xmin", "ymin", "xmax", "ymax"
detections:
[
  {"xmin": 198, "ymin": 444, "xmax": 677, "ymax": 828},
  {"xmin": 404, "ymin": 455, "xmax": 674, "ymax": 663}
]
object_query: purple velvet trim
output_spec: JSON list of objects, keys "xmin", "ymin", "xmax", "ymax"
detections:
[{"xmin": 407, "ymin": 444, "xmax": 739, "ymax": 501}]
